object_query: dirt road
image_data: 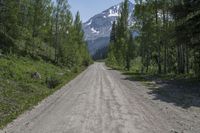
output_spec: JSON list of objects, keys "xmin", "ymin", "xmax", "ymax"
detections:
[{"xmin": 1, "ymin": 63, "xmax": 200, "ymax": 133}]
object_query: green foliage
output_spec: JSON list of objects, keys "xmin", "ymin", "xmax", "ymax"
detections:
[
  {"xmin": 0, "ymin": 0, "xmax": 92, "ymax": 128},
  {"xmin": 171, "ymin": 0, "xmax": 200, "ymax": 76},
  {"xmin": 0, "ymin": 56, "xmax": 85, "ymax": 128},
  {"xmin": 0, "ymin": 0, "xmax": 92, "ymax": 68},
  {"xmin": 106, "ymin": 0, "xmax": 136, "ymax": 70},
  {"xmin": 46, "ymin": 76, "xmax": 61, "ymax": 89},
  {"xmin": 107, "ymin": 0, "xmax": 200, "ymax": 79}
]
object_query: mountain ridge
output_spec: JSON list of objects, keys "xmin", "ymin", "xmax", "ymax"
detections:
[{"xmin": 83, "ymin": 1, "xmax": 135, "ymax": 57}]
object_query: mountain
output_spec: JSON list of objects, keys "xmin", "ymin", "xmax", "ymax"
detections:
[{"xmin": 83, "ymin": 1, "xmax": 135, "ymax": 58}]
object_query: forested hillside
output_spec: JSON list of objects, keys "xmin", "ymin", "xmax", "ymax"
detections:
[
  {"xmin": 0, "ymin": 0, "xmax": 92, "ymax": 66},
  {"xmin": 107, "ymin": 0, "xmax": 200, "ymax": 78},
  {"xmin": 0, "ymin": 0, "xmax": 92, "ymax": 128}
]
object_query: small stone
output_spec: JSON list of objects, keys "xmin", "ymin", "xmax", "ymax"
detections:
[{"xmin": 31, "ymin": 72, "xmax": 41, "ymax": 79}]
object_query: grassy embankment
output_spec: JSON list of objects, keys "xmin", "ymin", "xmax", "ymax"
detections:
[
  {"xmin": 0, "ymin": 55, "xmax": 87, "ymax": 129},
  {"xmin": 106, "ymin": 57, "xmax": 197, "ymax": 82}
]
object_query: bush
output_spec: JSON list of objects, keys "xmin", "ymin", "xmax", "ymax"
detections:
[
  {"xmin": 46, "ymin": 76, "xmax": 61, "ymax": 89},
  {"xmin": 83, "ymin": 59, "xmax": 89, "ymax": 67},
  {"xmin": 72, "ymin": 67, "xmax": 79, "ymax": 73}
]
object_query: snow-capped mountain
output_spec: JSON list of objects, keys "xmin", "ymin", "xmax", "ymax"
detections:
[{"xmin": 83, "ymin": 1, "xmax": 135, "ymax": 57}]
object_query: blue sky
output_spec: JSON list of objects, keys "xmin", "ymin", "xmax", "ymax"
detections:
[{"xmin": 67, "ymin": 0, "xmax": 135, "ymax": 22}]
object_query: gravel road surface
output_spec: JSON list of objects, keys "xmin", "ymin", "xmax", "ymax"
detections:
[{"xmin": 1, "ymin": 63, "xmax": 200, "ymax": 133}]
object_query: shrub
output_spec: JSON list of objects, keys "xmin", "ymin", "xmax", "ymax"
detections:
[{"xmin": 46, "ymin": 76, "xmax": 61, "ymax": 89}]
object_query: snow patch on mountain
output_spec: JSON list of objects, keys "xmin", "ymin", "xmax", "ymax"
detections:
[
  {"xmin": 83, "ymin": 1, "xmax": 135, "ymax": 56},
  {"xmin": 91, "ymin": 28, "xmax": 99, "ymax": 34},
  {"xmin": 86, "ymin": 20, "xmax": 92, "ymax": 26},
  {"xmin": 108, "ymin": 9, "xmax": 119, "ymax": 17}
]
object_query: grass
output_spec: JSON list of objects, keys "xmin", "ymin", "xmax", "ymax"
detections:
[
  {"xmin": 107, "ymin": 62, "xmax": 199, "ymax": 89},
  {"xmin": 0, "ymin": 55, "xmax": 86, "ymax": 129},
  {"xmin": 122, "ymin": 70, "xmax": 197, "ymax": 81}
]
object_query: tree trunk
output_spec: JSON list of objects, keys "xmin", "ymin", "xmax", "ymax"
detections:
[
  {"xmin": 177, "ymin": 44, "xmax": 185, "ymax": 74},
  {"xmin": 163, "ymin": 5, "xmax": 167, "ymax": 74},
  {"xmin": 185, "ymin": 45, "xmax": 189, "ymax": 73},
  {"xmin": 155, "ymin": 0, "xmax": 162, "ymax": 74},
  {"xmin": 55, "ymin": 5, "xmax": 59, "ymax": 63}
]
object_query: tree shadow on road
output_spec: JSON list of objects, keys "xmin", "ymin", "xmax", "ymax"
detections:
[
  {"xmin": 106, "ymin": 67, "xmax": 122, "ymax": 71},
  {"xmin": 122, "ymin": 72, "xmax": 200, "ymax": 109},
  {"xmin": 107, "ymin": 68, "xmax": 120, "ymax": 71}
]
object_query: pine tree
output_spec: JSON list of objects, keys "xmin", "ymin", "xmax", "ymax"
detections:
[
  {"xmin": 107, "ymin": 0, "xmax": 132, "ymax": 70},
  {"xmin": 53, "ymin": 0, "xmax": 71, "ymax": 63},
  {"xmin": 0, "ymin": 0, "xmax": 20, "ymax": 53},
  {"xmin": 0, "ymin": 0, "xmax": 92, "ymax": 68},
  {"xmin": 126, "ymin": 32, "xmax": 136, "ymax": 71},
  {"xmin": 172, "ymin": 0, "xmax": 200, "ymax": 77},
  {"xmin": 110, "ymin": 21, "xmax": 116, "ymax": 43}
]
